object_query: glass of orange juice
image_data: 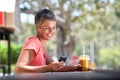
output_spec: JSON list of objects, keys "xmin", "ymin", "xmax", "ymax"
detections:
[{"xmin": 79, "ymin": 55, "xmax": 90, "ymax": 71}]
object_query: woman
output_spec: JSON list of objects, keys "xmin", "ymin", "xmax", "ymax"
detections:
[{"xmin": 15, "ymin": 9, "xmax": 80, "ymax": 73}]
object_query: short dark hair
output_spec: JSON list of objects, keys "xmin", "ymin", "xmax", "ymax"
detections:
[{"xmin": 35, "ymin": 9, "xmax": 56, "ymax": 25}]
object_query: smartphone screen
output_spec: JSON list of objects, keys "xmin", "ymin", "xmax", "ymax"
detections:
[{"xmin": 58, "ymin": 56, "xmax": 67, "ymax": 62}]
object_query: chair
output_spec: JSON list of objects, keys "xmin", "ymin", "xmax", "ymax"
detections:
[{"xmin": 0, "ymin": 65, "xmax": 6, "ymax": 76}]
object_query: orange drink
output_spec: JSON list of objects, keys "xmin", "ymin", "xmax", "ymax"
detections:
[
  {"xmin": 89, "ymin": 62, "xmax": 96, "ymax": 70},
  {"xmin": 79, "ymin": 55, "xmax": 90, "ymax": 71}
]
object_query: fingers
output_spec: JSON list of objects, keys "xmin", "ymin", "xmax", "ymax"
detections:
[
  {"xmin": 52, "ymin": 61, "xmax": 64, "ymax": 66},
  {"xmin": 53, "ymin": 61, "xmax": 65, "ymax": 66},
  {"xmin": 48, "ymin": 61, "xmax": 65, "ymax": 71},
  {"xmin": 54, "ymin": 61, "xmax": 64, "ymax": 68},
  {"xmin": 59, "ymin": 61, "xmax": 65, "ymax": 66}
]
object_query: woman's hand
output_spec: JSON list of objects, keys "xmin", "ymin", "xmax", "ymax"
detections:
[
  {"xmin": 46, "ymin": 61, "xmax": 65, "ymax": 72},
  {"xmin": 54, "ymin": 64, "xmax": 82, "ymax": 72}
]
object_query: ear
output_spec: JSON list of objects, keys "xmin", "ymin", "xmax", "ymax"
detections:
[
  {"xmin": 35, "ymin": 24, "xmax": 39, "ymax": 31},
  {"xmin": 35, "ymin": 24, "xmax": 38, "ymax": 28}
]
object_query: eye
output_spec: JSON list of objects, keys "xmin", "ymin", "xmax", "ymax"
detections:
[
  {"xmin": 44, "ymin": 27, "xmax": 49, "ymax": 29},
  {"xmin": 52, "ymin": 27, "xmax": 56, "ymax": 30}
]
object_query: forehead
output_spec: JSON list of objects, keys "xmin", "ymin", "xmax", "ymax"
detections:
[{"xmin": 41, "ymin": 19, "xmax": 56, "ymax": 27}]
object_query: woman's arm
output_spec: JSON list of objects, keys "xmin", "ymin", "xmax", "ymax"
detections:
[
  {"xmin": 44, "ymin": 52, "xmax": 54, "ymax": 64},
  {"xmin": 14, "ymin": 49, "xmax": 64, "ymax": 73},
  {"xmin": 14, "ymin": 49, "xmax": 47, "ymax": 73}
]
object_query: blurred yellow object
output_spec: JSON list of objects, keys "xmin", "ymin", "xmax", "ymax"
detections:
[
  {"xmin": 79, "ymin": 55, "xmax": 90, "ymax": 71},
  {"xmin": 90, "ymin": 62, "xmax": 96, "ymax": 69}
]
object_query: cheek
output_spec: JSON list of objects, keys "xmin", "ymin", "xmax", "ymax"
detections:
[
  {"xmin": 37, "ymin": 29, "xmax": 40, "ymax": 34},
  {"xmin": 52, "ymin": 29, "xmax": 56, "ymax": 33},
  {"xmin": 37, "ymin": 29, "xmax": 43, "ymax": 36},
  {"xmin": 53, "ymin": 30, "xmax": 56, "ymax": 34}
]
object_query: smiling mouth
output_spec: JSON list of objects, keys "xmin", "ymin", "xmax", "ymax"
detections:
[{"xmin": 47, "ymin": 34, "xmax": 52, "ymax": 37}]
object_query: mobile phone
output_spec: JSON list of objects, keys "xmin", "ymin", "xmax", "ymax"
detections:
[{"xmin": 58, "ymin": 56, "xmax": 67, "ymax": 62}]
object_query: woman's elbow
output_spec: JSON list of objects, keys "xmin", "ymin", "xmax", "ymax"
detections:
[{"xmin": 14, "ymin": 65, "xmax": 24, "ymax": 74}]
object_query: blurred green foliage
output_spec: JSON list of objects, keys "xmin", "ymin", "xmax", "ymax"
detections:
[
  {"xmin": 0, "ymin": 43, "xmax": 22, "ymax": 64},
  {"xmin": 0, "ymin": 43, "xmax": 7, "ymax": 64},
  {"xmin": 98, "ymin": 46, "xmax": 120, "ymax": 69}
]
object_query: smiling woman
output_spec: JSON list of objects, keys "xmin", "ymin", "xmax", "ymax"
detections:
[
  {"xmin": 14, "ymin": 9, "xmax": 81, "ymax": 73},
  {"xmin": 36, "ymin": 20, "xmax": 56, "ymax": 41},
  {"xmin": 14, "ymin": 9, "xmax": 61, "ymax": 73},
  {"xmin": 15, "ymin": 9, "xmax": 79, "ymax": 73}
]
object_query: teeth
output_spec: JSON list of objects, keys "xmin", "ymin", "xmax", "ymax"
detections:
[{"xmin": 48, "ymin": 34, "xmax": 52, "ymax": 37}]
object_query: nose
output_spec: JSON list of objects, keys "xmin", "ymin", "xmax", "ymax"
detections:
[
  {"xmin": 49, "ymin": 28, "xmax": 55, "ymax": 33},
  {"xmin": 49, "ymin": 28, "xmax": 52, "ymax": 32}
]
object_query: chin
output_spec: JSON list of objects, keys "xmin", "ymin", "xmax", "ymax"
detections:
[
  {"xmin": 45, "ymin": 38, "xmax": 52, "ymax": 41},
  {"xmin": 47, "ymin": 38, "xmax": 52, "ymax": 40}
]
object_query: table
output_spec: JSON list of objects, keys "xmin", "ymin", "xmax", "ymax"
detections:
[
  {"xmin": 0, "ymin": 69, "xmax": 120, "ymax": 80},
  {"xmin": 0, "ymin": 27, "xmax": 14, "ymax": 74},
  {"xmin": 0, "ymin": 65, "xmax": 6, "ymax": 76}
]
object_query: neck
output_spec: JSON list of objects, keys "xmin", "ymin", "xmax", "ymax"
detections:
[{"xmin": 40, "ymin": 39, "xmax": 46, "ymax": 47}]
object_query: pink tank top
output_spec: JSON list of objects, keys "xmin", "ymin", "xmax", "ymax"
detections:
[{"xmin": 21, "ymin": 37, "xmax": 46, "ymax": 66}]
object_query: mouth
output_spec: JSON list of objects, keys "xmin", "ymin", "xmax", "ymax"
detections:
[{"xmin": 47, "ymin": 34, "xmax": 53, "ymax": 37}]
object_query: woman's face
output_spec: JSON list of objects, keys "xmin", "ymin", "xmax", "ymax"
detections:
[{"xmin": 36, "ymin": 19, "xmax": 56, "ymax": 41}]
